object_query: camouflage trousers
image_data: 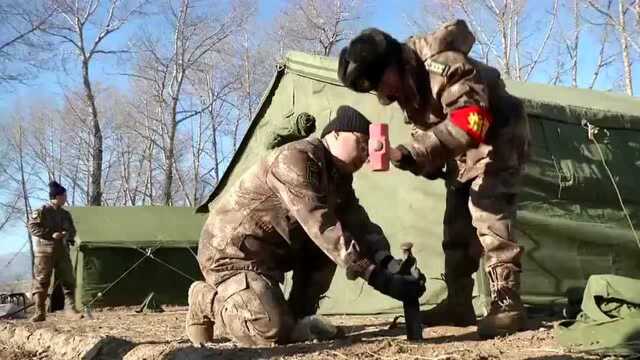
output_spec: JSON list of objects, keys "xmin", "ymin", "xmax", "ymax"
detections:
[
  {"xmin": 32, "ymin": 239, "xmax": 76, "ymax": 298},
  {"xmin": 443, "ymin": 172, "xmax": 523, "ymax": 281},
  {"xmin": 442, "ymin": 109, "xmax": 528, "ymax": 291},
  {"xmin": 190, "ymin": 240, "xmax": 336, "ymax": 346}
]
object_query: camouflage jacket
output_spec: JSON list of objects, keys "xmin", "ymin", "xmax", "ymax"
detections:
[
  {"xmin": 402, "ymin": 19, "xmax": 529, "ymax": 183},
  {"xmin": 198, "ymin": 137, "xmax": 390, "ymax": 285},
  {"xmin": 28, "ymin": 204, "xmax": 76, "ymax": 255}
]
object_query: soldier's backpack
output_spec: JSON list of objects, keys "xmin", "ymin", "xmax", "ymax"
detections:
[{"xmin": 266, "ymin": 112, "xmax": 316, "ymax": 149}]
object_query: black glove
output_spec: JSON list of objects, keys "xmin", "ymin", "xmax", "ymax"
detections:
[
  {"xmin": 367, "ymin": 266, "xmax": 426, "ymax": 302},
  {"xmin": 422, "ymin": 167, "xmax": 445, "ymax": 180},
  {"xmin": 392, "ymin": 145, "xmax": 445, "ymax": 180},
  {"xmin": 374, "ymin": 253, "xmax": 403, "ymax": 275},
  {"xmin": 67, "ymin": 238, "xmax": 75, "ymax": 246},
  {"xmin": 390, "ymin": 145, "xmax": 416, "ymax": 172}
]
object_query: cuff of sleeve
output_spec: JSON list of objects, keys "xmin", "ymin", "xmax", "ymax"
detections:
[
  {"xmin": 391, "ymin": 145, "xmax": 417, "ymax": 171},
  {"xmin": 346, "ymin": 257, "xmax": 376, "ymax": 281},
  {"xmin": 373, "ymin": 250, "xmax": 393, "ymax": 267}
]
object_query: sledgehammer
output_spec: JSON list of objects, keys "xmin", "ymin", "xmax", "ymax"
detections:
[
  {"xmin": 369, "ymin": 123, "xmax": 390, "ymax": 171},
  {"xmin": 400, "ymin": 242, "xmax": 423, "ymax": 341}
]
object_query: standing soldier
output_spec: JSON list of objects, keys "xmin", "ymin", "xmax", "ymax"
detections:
[
  {"xmin": 28, "ymin": 181, "xmax": 81, "ymax": 322},
  {"xmin": 187, "ymin": 106, "xmax": 425, "ymax": 347},
  {"xmin": 338, "ymin": 20, "xmax": 530, "ymax": 338}
]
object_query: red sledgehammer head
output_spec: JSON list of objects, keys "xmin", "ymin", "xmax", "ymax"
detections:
[{"xmin": 369, "ymin": 123, "xmax": 390, "ymax": 171}]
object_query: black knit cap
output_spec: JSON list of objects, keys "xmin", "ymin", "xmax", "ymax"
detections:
[
  {"xmin": 321, "ymin": 105, "xmax": 371, "ymax": 138},
  {"xmin": 338, "ymin": 28, "xmax": 402, "ymax": 93},
  {"xmin": 48, "ymin": 181, "xmax": 66, "ymax": 199}
]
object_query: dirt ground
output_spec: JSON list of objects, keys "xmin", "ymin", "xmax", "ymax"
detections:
[{"xmin": 0, "ymin": 306, "xmax": 611, "ymax": 360}]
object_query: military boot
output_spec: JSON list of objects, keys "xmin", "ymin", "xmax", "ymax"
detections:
[
  {"xmin": 186, "ymin": 281, "xmax": 216, "ymax": 347},
  {"xmin": 30, "ymin": 293, "xmax": 47, "ymax": 322},
  {"xmin": 64, "ymin": 294, "xmax": 83, "ymax": 320},
  {"xmin": 477, "ymin": 264, "xmax": 526, "ymax": 339},
  {"xmin": 421, "ymin": 275, "xmax": 476, "ymax": 326}
]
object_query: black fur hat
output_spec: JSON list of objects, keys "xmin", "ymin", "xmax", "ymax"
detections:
[
  {"xmin": 48, "ymin": 181, "xmax": 66, "ymax": 199},
  {"xmin": 338, "ymin": 28, "xmax": 402, "ymax": 93}
]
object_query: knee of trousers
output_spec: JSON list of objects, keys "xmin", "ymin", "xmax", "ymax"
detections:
[
  {"xmin": 215, "ymin": 272, "xmax": 294, "ymax": 346},
  {"xmin": 188, "ymin": 281, "xmax": 216, "ymax": 323},
  {"xmin": 479, "ymin": 233, "xmax": 524, "ymax": 270},
  {"xmin": 32, "ymin": 259, "xmax": 53, "ymax": 295}
]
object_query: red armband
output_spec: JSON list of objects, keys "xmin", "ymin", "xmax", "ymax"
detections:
[{"xmin": 449, "ymin": 105, "xmax": 493, "ymax": 143}]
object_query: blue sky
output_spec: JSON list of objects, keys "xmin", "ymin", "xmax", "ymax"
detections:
[
  {"xmin": 0, "ymin": 0, "xmax": 637, "ymax": 255},
  {"xmin": 0, "ymin": 0, "xmax": 423, "ymax": 255}
]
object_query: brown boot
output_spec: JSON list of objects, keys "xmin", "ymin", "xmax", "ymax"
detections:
[
  {"xmin": 64, "ymin": 294, "xmax": 83, "ymax": 320},
  {"xmin": 477, "ymin": 265, "xmax": 526, "ymax": 339},
  {"xmin": 30, "ymin": 293, "xmax": 47, "ymax": 322},
  {"xmin": 421, "ymin": 275, "xmax": 476, "ymax": 326},
  {"xmin": 185, "ymin": 281, "xmax": 216, "ymax": 347}
]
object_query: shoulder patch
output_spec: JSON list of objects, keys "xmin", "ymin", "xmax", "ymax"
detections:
[{"xmin": 424, "ymin": 58, "xmax": 450, "ymax": 77}]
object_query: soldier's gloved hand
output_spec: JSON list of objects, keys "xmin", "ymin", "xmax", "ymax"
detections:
[
  {"xmin": 390, "ymin": 145, "xmax": 416, "ymax": 172},
  {"xmin": 67, "ymin": 238, "xmax": 75, "ymax": 246},
  {"xmin": 367, "ymin": 266, "xmax": 426, "ymax": 302},
  {"xmin": 52, "ymin": 232, "xmax": 64, "ymax": 240},
  {"xmin": 422, "ymin": 166, "xmax": 445, "ymax": 180},
  {"xmin": 373, "ymin": 252, "xmax": 402, "ymax": 275}
]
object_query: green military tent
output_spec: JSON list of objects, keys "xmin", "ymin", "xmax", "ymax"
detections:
[
  {"xmin": 68, "ymin": 207, "xmax": 206, "ymax": 307},
  {"xmin": 196, "ymin": 51, "xmax": 640, "ymax": 315}
]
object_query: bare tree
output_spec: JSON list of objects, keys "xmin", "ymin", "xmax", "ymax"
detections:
[
  {"xmin": 274, "ymin": 0, "xmax": 367, "ymax": 58},
  {"xmin": 128, "ymin": 0, "xmax": 251, "ymax": 205},
  {"xmin": 0, "ymin": 120, "xmax": 38, "ymax": 273},
  {"xmin": 41, "ymin": 0, "xmax": 149, "ymax": 205},
  {"xmin": 563, "ymin": 0, "xmax": 582, "ymax": 87},
  {"xmin": 0, "ymin": 1, "xmax": 56, "ymax": 86},
  {"xmin": 586, "ymin": 0, "xmax": 638, "ymax": 95},
  {"xmin": 15, "ymin": 125, "xmax": 35, "ymax": 274},
  {"xmin": 410, "ymin": 0, "xmax": 559, "ymax": 82}
]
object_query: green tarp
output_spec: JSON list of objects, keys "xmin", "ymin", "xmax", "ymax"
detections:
[
  {"xmin": 69, "ymin": 207, "xmax": 206, "ymax": 307},
  {"xmin": 67, "ymin": 51, "xmax": 640, "ymax": 314},
  {"xmin": 197, "ymin": 51, "xmax": 640, "ymax": 314},
  {"xmin": 556, "ymin": 275, "xmax": 640, "ymax": 355}
]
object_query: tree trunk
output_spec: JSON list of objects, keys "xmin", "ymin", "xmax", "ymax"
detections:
[
  {"xmin": 571, "ymin": 0, "xmax": 580, "ymax": 87},
  {"xmin": 17, "ymin": 125, "xmax": 34, "ymax": 276},
  {"xmin": 81, "ymin": 58, "xmax": 103, "ymax": 206},
  {"xmin": 618, "ymin": 0, "xmax": 633, "ymax": 95},
  {"xmin": 162, "ymin": 99, "xmax": 179, "ymax": 206},
  {"xmin": 211, "ymin": 115, "xmax": 220, "ymax": 184}
]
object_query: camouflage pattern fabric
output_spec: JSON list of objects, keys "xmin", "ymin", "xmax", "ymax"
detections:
[
  {"xmin": 192, "ymin": 137, "xmax": 391, "ymax": 345},
  {"xmin": 28, "ymin": 204, "xmax": 77, "ymax": 298},
  {"xmin": 403, "ymin": 20, "xmax": 530, "ymax": 289}
]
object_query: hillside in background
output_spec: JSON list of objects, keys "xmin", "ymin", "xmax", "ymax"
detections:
[{"xmin": 0, "ymin": 251, "xmax": 31, "ymax": 285}]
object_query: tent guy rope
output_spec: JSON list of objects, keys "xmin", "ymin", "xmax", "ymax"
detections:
[{"xmin": 583, "ymin": 120, "xmax": 640, "ymax": 250}]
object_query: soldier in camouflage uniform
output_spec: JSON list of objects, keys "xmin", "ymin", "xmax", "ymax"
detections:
[
  {"xmin": 187, "ymin": 105, "xmax": 425, "ymax": 347},
  {"xmin": 28, "ymin": 181, "xmax": 81, "ymax": 322},
  {"xmin": 339, "ymin": 20, "xmax": 529, "ymax": 338}
]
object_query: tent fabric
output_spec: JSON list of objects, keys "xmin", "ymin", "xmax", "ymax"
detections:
[
  {"xmin": 555, "ymin": 275, "xmax": 640, "ymax": 355},
  {"xmin": 69, "ymin": 207, "xmax": 206, "ymax": 307},
  {"xmin": 196, "ymin": 51, "xmax": 640, "ymax": 315},
  {"xmin": 71, "ymin": 206, "xmax": 206, "ymax": 248}
]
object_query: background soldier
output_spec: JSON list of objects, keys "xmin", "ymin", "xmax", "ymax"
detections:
[
  {"xmin": 338, "ymin": 20, "xmax": 530, "ymax": 338},
  {"xmin": 187, "ymin": 105, "xmax": 425, "ymax": 347},
  {"xmin": 28, "ymin": 181, "xmax": 81, "ymax": 322}
]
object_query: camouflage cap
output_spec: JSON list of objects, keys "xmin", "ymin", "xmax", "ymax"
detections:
[{"xmin": 338, "ymin": 28, "xmax": 402, "ymax": 93}]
